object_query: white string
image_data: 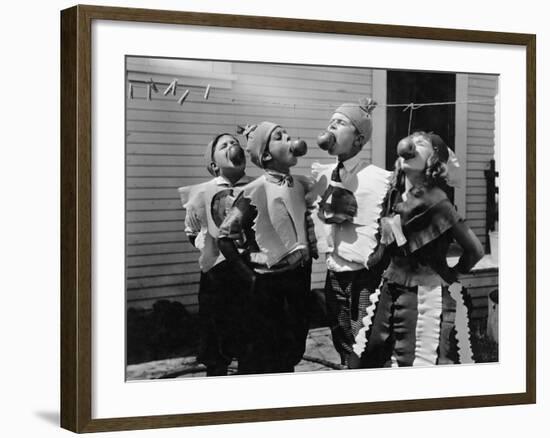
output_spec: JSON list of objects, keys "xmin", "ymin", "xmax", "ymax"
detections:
[
  {"xmin": 127, "ymin": 80, "xmax": 497, "ymax": 109},
  {"xmin": 403, "ymin": 102, "xmax": 424, "ymax": 135}
]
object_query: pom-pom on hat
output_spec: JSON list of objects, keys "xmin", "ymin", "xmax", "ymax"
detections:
[
  {"xmin": 334, "ymin": 97, "xmax": 377, "ymax": 143},
  {"xmin": 237, "ymin": 121, "xmax": 280, "ymax": 168}
]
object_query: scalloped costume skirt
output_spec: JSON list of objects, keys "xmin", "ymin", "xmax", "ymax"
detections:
[{"xmin": 352, "ymin": 280, "xmax": 473, "ymax": 368}]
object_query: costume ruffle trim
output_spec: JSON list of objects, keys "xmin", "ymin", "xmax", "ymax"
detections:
[
  {"xmin": 382, "ymin": 264, "xmax": 444, "ymax": 288},
  {"xmin": 178, "ymin": 181, "xmax": 209, "ymax": 212},
  {"xmin": 412, "ymin": 285, "xmax": 443, "ymax": 366},
  {"xmin": 177, "ymin": 182, "xmax": 218, "ymax": 272},
  {"xmin": 310, "ymin": 162, "xmax": 332, "ymax": 182},
  {"xmin": 311, "ymin": 162, "xmax": 391, "ymax": 266},
  {"xmin": 352, "ymin": 288, "xmax": 381, "ymax": 356},
  {"xmin": 448, "ymin": 283, "xmax": 474, "ymax": 364},
  {"xmin": 177, "ymin": 180, "xmax": 215, "ymax": 236},
  {"xmin": 402, "ymin": 200, "xmax": 461, "ymax": 253}
]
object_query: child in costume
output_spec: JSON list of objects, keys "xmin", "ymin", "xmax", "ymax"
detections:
[
  {"xmin": 354, "ymin": 131, "xmax": 484, "ymax": 367},
  {"xmin": 217, "ymin": 122, "xmax": 317, "ymax": 375},
  {"xmin": 310, "ymin": 98, "xmax": 392, "ymax": 369},
  {"xmin": 178, "ymin": 133, "xmax": 254, "ymax": 376}
]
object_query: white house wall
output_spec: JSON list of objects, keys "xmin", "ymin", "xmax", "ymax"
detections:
[
  {"xmin": 465, "ymin": 74, "xmax": 498, "ymax": 249},
  {"xmin": 126, "ymin": 60, "xmax": 496, "ymax": 311},
  {"xmin": 126, "ymin": 60, "xmax": 373, "ymax": 310}
]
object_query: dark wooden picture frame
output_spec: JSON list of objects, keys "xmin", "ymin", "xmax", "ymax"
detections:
[{"xmin": 61, "ymin": 4, "xmax": 536, "ymax": 433}]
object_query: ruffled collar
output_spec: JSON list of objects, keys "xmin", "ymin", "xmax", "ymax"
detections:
[{"xmin": 395, "ymin": 185, "xmax": 448, "ymax": 224}]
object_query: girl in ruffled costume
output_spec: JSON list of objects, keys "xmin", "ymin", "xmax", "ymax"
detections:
[
  {"xmin": 178, "ymin": 133, "xmax": 254, "ymax": 376},
  {"xmin": 353, "ymin": 131, "xmax": 484, "ymax": 367},
  {"xmin": 218, "ymin": 122, "xmax": 317, "ymax": 374}
]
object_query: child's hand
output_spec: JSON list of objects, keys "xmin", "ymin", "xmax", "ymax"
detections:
[{"xmin": 366, "ymin": 243, "xmax": 387, "ymax": 269}]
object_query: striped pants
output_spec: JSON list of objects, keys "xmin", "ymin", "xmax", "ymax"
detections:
[{"xmin": 324, "ymin": 268, "xmax": 381, "ymax": 368}]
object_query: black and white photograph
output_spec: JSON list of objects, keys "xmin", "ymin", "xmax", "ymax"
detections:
[
  {"xmin": 125, "ymin": 57, "xmax": 500, "ymax": 380},
  {"xmin": 3, "ymin": 0, "xmax": 545, "ymax": 435}
]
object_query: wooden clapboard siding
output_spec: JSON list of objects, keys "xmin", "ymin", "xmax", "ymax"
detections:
[
  {"xmin": 126, "ymin": 58, "xmax": 372, "ymax": 310},
  {"xmin": 466, "ymin": 74, "xmax": 498, "ymax": 247},
  {"xmin": 126, "ymin": 61, "xmax": 498, "ymax": 314},
  {"xmin": 449, "ymin": 254, "xmax": 499, "ymax": 320}
]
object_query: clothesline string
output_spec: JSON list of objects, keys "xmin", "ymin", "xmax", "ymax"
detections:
[
  {"xmin": 214, "ymin": 97, "xmax": 498, "ymax": 109},
  {"xmin": 130, "ymin": 93, "xmax": 497, "ymax": 109},
  {"xmin": 127, "ymin": 80, "xmax": 497, "ymax": 109}
]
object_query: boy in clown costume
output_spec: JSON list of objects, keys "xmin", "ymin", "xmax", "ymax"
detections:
[
  {"xmin": 178, "ymin": 133, "xmax": 254, "ymax": 376},
  {"xmin": 310, "ymin": 98, "xmax": 392, "ymax": 369},
  {"xmin": 217, "ymin": 122, "xmax": 317, "ymax": 374}
]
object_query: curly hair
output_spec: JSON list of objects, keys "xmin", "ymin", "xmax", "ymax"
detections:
[{"xmin": 390, "ymin": 131, "xmax": 450, "ymax": 191}]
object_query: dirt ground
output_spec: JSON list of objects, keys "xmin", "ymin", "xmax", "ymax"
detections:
[
  {"xmin": 127, "ymin": 327, "xmax": 341, "ymax": 380},
  {"xmin": 126, "ymin": 320, "xmax": 498, "ymax": 381}
]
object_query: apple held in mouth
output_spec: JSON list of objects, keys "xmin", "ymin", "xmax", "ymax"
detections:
[
  {"xmin": 290, "ymin": 139, "xmax": 308, "ymax": 157},
  {"xmin": 316, "ymin": 131, "xmax": 336, "ymax": 151},
  {"xmin": 396, "ymin": 137, "xmax": 416, "ymax": 160},
  {"xmin": 227, "ymin": 144, "xmax": 246, "ymax": 167}
]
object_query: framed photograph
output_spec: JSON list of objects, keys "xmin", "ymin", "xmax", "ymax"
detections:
[{"xmin": 60, "ymin": 4, "xmax": 536, "ymax": 433}]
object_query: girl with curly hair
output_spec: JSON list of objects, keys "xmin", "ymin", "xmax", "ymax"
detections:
[{"xmin": 351, "ymin": 131, "xmax": 484, "ymax": 368}]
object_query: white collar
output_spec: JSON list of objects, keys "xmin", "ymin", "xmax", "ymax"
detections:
[
  {"xmin": 338, "ymin": 153, "xmax": 363, "ymax": 173},
  {"xmin": 213, "ymin": 174, "xmax": 251, "ymax": 187}
]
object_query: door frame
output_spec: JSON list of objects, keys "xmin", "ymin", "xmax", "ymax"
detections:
[{"xmin": 372, "ymin": 70, "xmax": 467, "ymax": 217}]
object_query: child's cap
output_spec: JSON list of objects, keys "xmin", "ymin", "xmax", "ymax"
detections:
[
  {"xmin": 237, "ymin": 121, "xmax": 280, "ymax": 168},
  {"xmin": 334, "ymin": 97, "xmax": 377, "ymax": 143},
  {"xmin": 204, "ymin": 133, "xmax": 236, "ymax": 176}
]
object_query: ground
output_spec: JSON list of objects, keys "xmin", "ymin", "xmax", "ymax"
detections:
[
  {"xmin": 127, "ymin": 327, "xmax": 341, "ymax": 380},
  {"xmin": 126, "ymin": 324, "xmax": 497, "ymax": 380}
]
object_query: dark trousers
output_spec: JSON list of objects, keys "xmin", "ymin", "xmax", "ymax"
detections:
[
  {"xmin": 197, "ymin": 261, "xmax": 249, "ymax": 376},
  {"xmin": 324, "ymin": 268, "xmax": 381, "ymax": 368},
  {"xmin": 238, "ymin": 262, "xmax": 311, "ymax": 375},
  {"xmin": 360, "ymin": 280, "xmax": 458, "ymax": 368}
]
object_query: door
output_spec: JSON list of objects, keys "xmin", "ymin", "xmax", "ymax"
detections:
[
  {"xmin": 385, "ymin": 70, "xmax": 456, "ymax": 169},
  {"xmin": 385, "ymin": 70, "xmax": 456, "ymax": 203}
]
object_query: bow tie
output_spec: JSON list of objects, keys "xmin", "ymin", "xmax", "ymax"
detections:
[{"xmin": 266, "ymin": 171, "xmax": 294, "ymax": 187}]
